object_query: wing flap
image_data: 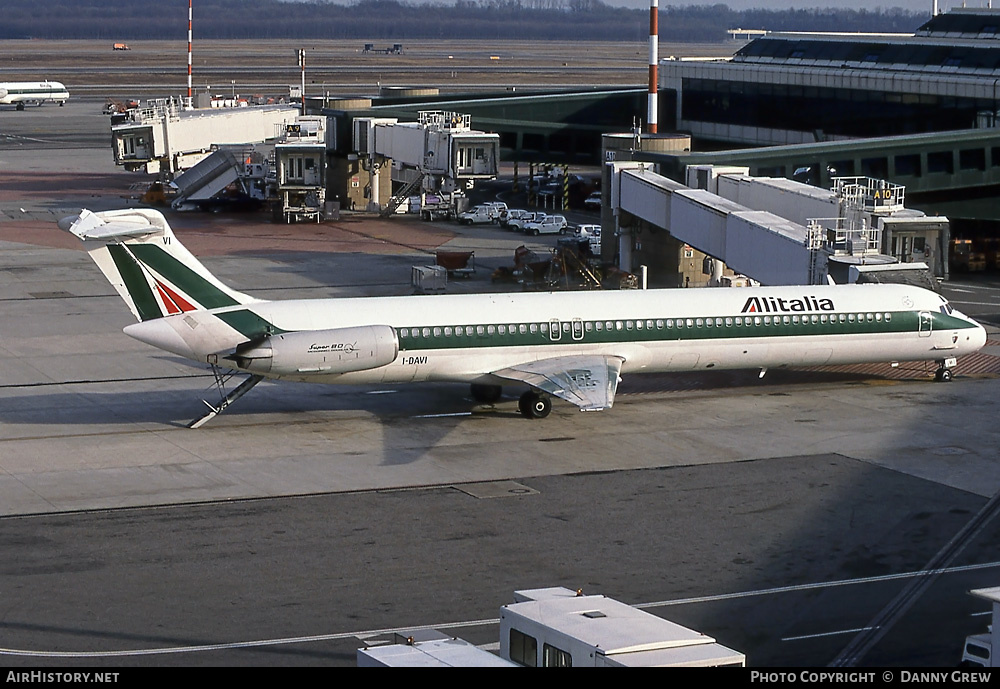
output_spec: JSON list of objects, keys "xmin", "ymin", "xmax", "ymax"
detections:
[{"xmin": 494, "ymin": 355, "xmax": 624, "ymax": 411}]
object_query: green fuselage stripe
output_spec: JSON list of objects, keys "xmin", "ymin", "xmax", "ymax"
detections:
[
  {"xmin": 215, "ymin": 310, "xmax": 287, "ymax": 339},
  {"xmin": 396, "ymin": 310, "xmax": 971, "ymax": 352},
  {"xmin": 130, "ymin": 244, "xmax": 240, "ymax": 310},
  {"xmin": 108, "ymin": 244, "xmax": 162, "ymax": 322}
]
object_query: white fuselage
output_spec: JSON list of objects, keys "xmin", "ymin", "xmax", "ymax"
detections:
[
  {"xmin": 125, "ymin": 282, "xmax": 987, "ymax": 386},
  {"xmin": 0, "ymin": 81, "xmax": 70, "ymax": 106}
]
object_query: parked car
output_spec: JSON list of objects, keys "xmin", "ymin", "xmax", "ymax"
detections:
[
  {"xmin": 483, "ymin": 201, "xmax": 507, "ymax": 219},
  {"xmin": 524, "ymin": 214, "xmax": 568, "ymax": 236},
  {"xmin": 508, "ymin": 211, "xmax": 546, "ymax": 232},
  {"xmin": 574, "ymin": 224, "xmax": 602, "ymax": 252},
  {"xmin": 584, "ymin": 191, "xmax": 602, "ymax": 211},
  {"xmin": 499, "ymin": 208, "xmax": 523, "ymax": 228}
]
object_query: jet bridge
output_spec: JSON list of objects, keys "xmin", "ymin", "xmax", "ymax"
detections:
[
  {"xmin": 111, "ymin": 99, "xmax": 299, "ymax": 179},
  {"xmin": 612, "ymin": 164, "xmax": 943, "ymax": 286},
  {"xmin": 353, "ymin": 111, "xmax": 500, "ymax": 217},
  {"xmin": 614, "ymin": 165, "xmax": 824, "ymax": 286}
]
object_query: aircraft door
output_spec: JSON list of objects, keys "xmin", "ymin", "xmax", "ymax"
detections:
[
  {"xmin": 549, "ymin": 319, "xmax": 562, "ymax": 342},
  {"xmin": 919, "ymin": 311, "xmax": 933, "ymax": 337},
  {"xmin": 572, "ymin": 318, "xmax": 584, "ymax": 341}
]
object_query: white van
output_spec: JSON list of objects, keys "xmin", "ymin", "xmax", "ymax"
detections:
[{"xmin": 457, "ymin": 205, "xmax": 495, "ymax": 225}]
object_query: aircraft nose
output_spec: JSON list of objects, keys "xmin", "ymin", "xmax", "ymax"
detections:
[{"xmin": 965, "ymin": 320, "xmax": 989, "ymax": 354}]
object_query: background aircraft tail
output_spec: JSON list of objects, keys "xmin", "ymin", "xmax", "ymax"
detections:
[{"xmin": 60, "ymin": 208, "xmax": 259, "ymax": 321}]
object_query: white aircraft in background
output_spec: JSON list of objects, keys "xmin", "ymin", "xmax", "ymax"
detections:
[
  {"xmin": 61, "ymin": 208, "xmax": 987, "ymax": 427},
  {"xmin": 0, "ymin": 81, "xmax": 69, "ymax": 110}
]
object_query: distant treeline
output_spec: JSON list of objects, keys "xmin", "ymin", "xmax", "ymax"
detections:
[{"xmin": 1, "ymin": 0, "xmax": 923, "ymax": 42}]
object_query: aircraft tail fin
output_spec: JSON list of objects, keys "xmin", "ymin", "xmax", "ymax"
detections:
[{"xmin": 60, "ymin": 208, "xmax": 259, "ymax": 322}]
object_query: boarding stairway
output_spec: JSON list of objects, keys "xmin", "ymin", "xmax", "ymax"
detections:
[
  {"xmin": 379, "ymin": 175, "xmax": 423, "ymax": 218},
  {"xmin": 170, "ymin": 148, "xmax": 249, "ymax": 210}
]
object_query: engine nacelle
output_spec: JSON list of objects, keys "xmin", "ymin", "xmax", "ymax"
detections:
[{"xmin": 230, "ymin": 325, "xmax": 398, "ymax": 376}]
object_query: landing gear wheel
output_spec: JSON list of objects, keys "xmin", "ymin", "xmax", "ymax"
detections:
[
  {"xmin": 471, "ymin": 383, "xmax": 503, "ymax": 404},
  {"xmin": 518, "ymin": 391, "xmax": 551, "ymax": 419},
  {"xmin": 935, "ymin": 367, "xmax": 954, "ymax": 382}
]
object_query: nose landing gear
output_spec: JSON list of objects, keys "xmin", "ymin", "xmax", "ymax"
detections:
[{"xmin": 934, "ymin": 356, "xmax": 957, "ymax": 382}]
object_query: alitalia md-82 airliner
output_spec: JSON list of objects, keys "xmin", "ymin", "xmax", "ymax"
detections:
[{"xmin": 61, "ymin": 208, "xmax": 987, "ymax": 427}]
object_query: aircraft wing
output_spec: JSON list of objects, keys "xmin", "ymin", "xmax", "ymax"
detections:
[{"xmin": 493, "ymin": 355, "xmax": 624, "ymax": 411}]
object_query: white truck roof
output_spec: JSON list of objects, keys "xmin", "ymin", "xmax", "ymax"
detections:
[
  {"xmin": 358, "ymin": 637, "xmax": 517, "ymax": 667},
  {"xmin": 502, "ymin": 587, "xmax": 745, "ymax": 666}
]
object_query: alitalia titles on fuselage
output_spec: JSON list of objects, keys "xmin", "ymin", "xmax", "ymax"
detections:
[{"xmin": 742, "ymin": 296, "xmax": 835, "ymax": 314}]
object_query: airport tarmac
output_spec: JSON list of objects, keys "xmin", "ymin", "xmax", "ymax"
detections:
[{"xmin": 3, "ymin": 96, "xmax": 1000, "ymax": 667}]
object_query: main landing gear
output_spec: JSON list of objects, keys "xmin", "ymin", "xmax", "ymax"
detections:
[
  {"xmin": 470, "ymin": 384, "xmax": 552, "ymax": 418},
  {"xmin": 518, "ymin": 390, "xmax": 552, "ymax": 419}
]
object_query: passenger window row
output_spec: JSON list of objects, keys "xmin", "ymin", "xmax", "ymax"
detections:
[{"xmin": 397, "ymin": 312, "xmax": 893, "ymax": 340}]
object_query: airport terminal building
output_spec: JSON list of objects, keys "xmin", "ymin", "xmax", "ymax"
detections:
[{"xmin": 661, "ymin": 8, "xmax": 1000, "ymax": 148}]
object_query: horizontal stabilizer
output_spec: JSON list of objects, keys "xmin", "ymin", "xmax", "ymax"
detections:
[
  {"xmin": 60, "ymin": 208, "xmax": 170, "ymax": 241},
  {"xmin": 60, "ymin": 208, "xmax": 260, "ymax": 322}
]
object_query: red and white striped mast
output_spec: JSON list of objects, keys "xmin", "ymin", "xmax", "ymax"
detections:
[
  {"xmin": 647, "ymin": 0, "xmax": 658, "ymax": 134},
  {"xmin": 187, "ymin": 0, "xmax": 193, "ymax": 109}
]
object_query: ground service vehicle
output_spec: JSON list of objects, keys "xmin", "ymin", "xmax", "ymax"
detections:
[
  {"xmin": 509, "ymin": 211, "xmax": 546, "ymax": 232},
  {"xmin": 524, "ymin": 215, "xmax": 568, "ymax": 236},
  {"xmin": 501, "ymin": 209, "xmax": 531, "ymax": 228},
  {"xmin": 574, "ymin": 224, "xmax": 602, "ymax": 252},
  {"xmin": 458, "ymin": 205, "xmax": 495, "ymax": 225},
  {"xmin": 961, "ymin": 632, "xmax": 992, "ymax": 666}
]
